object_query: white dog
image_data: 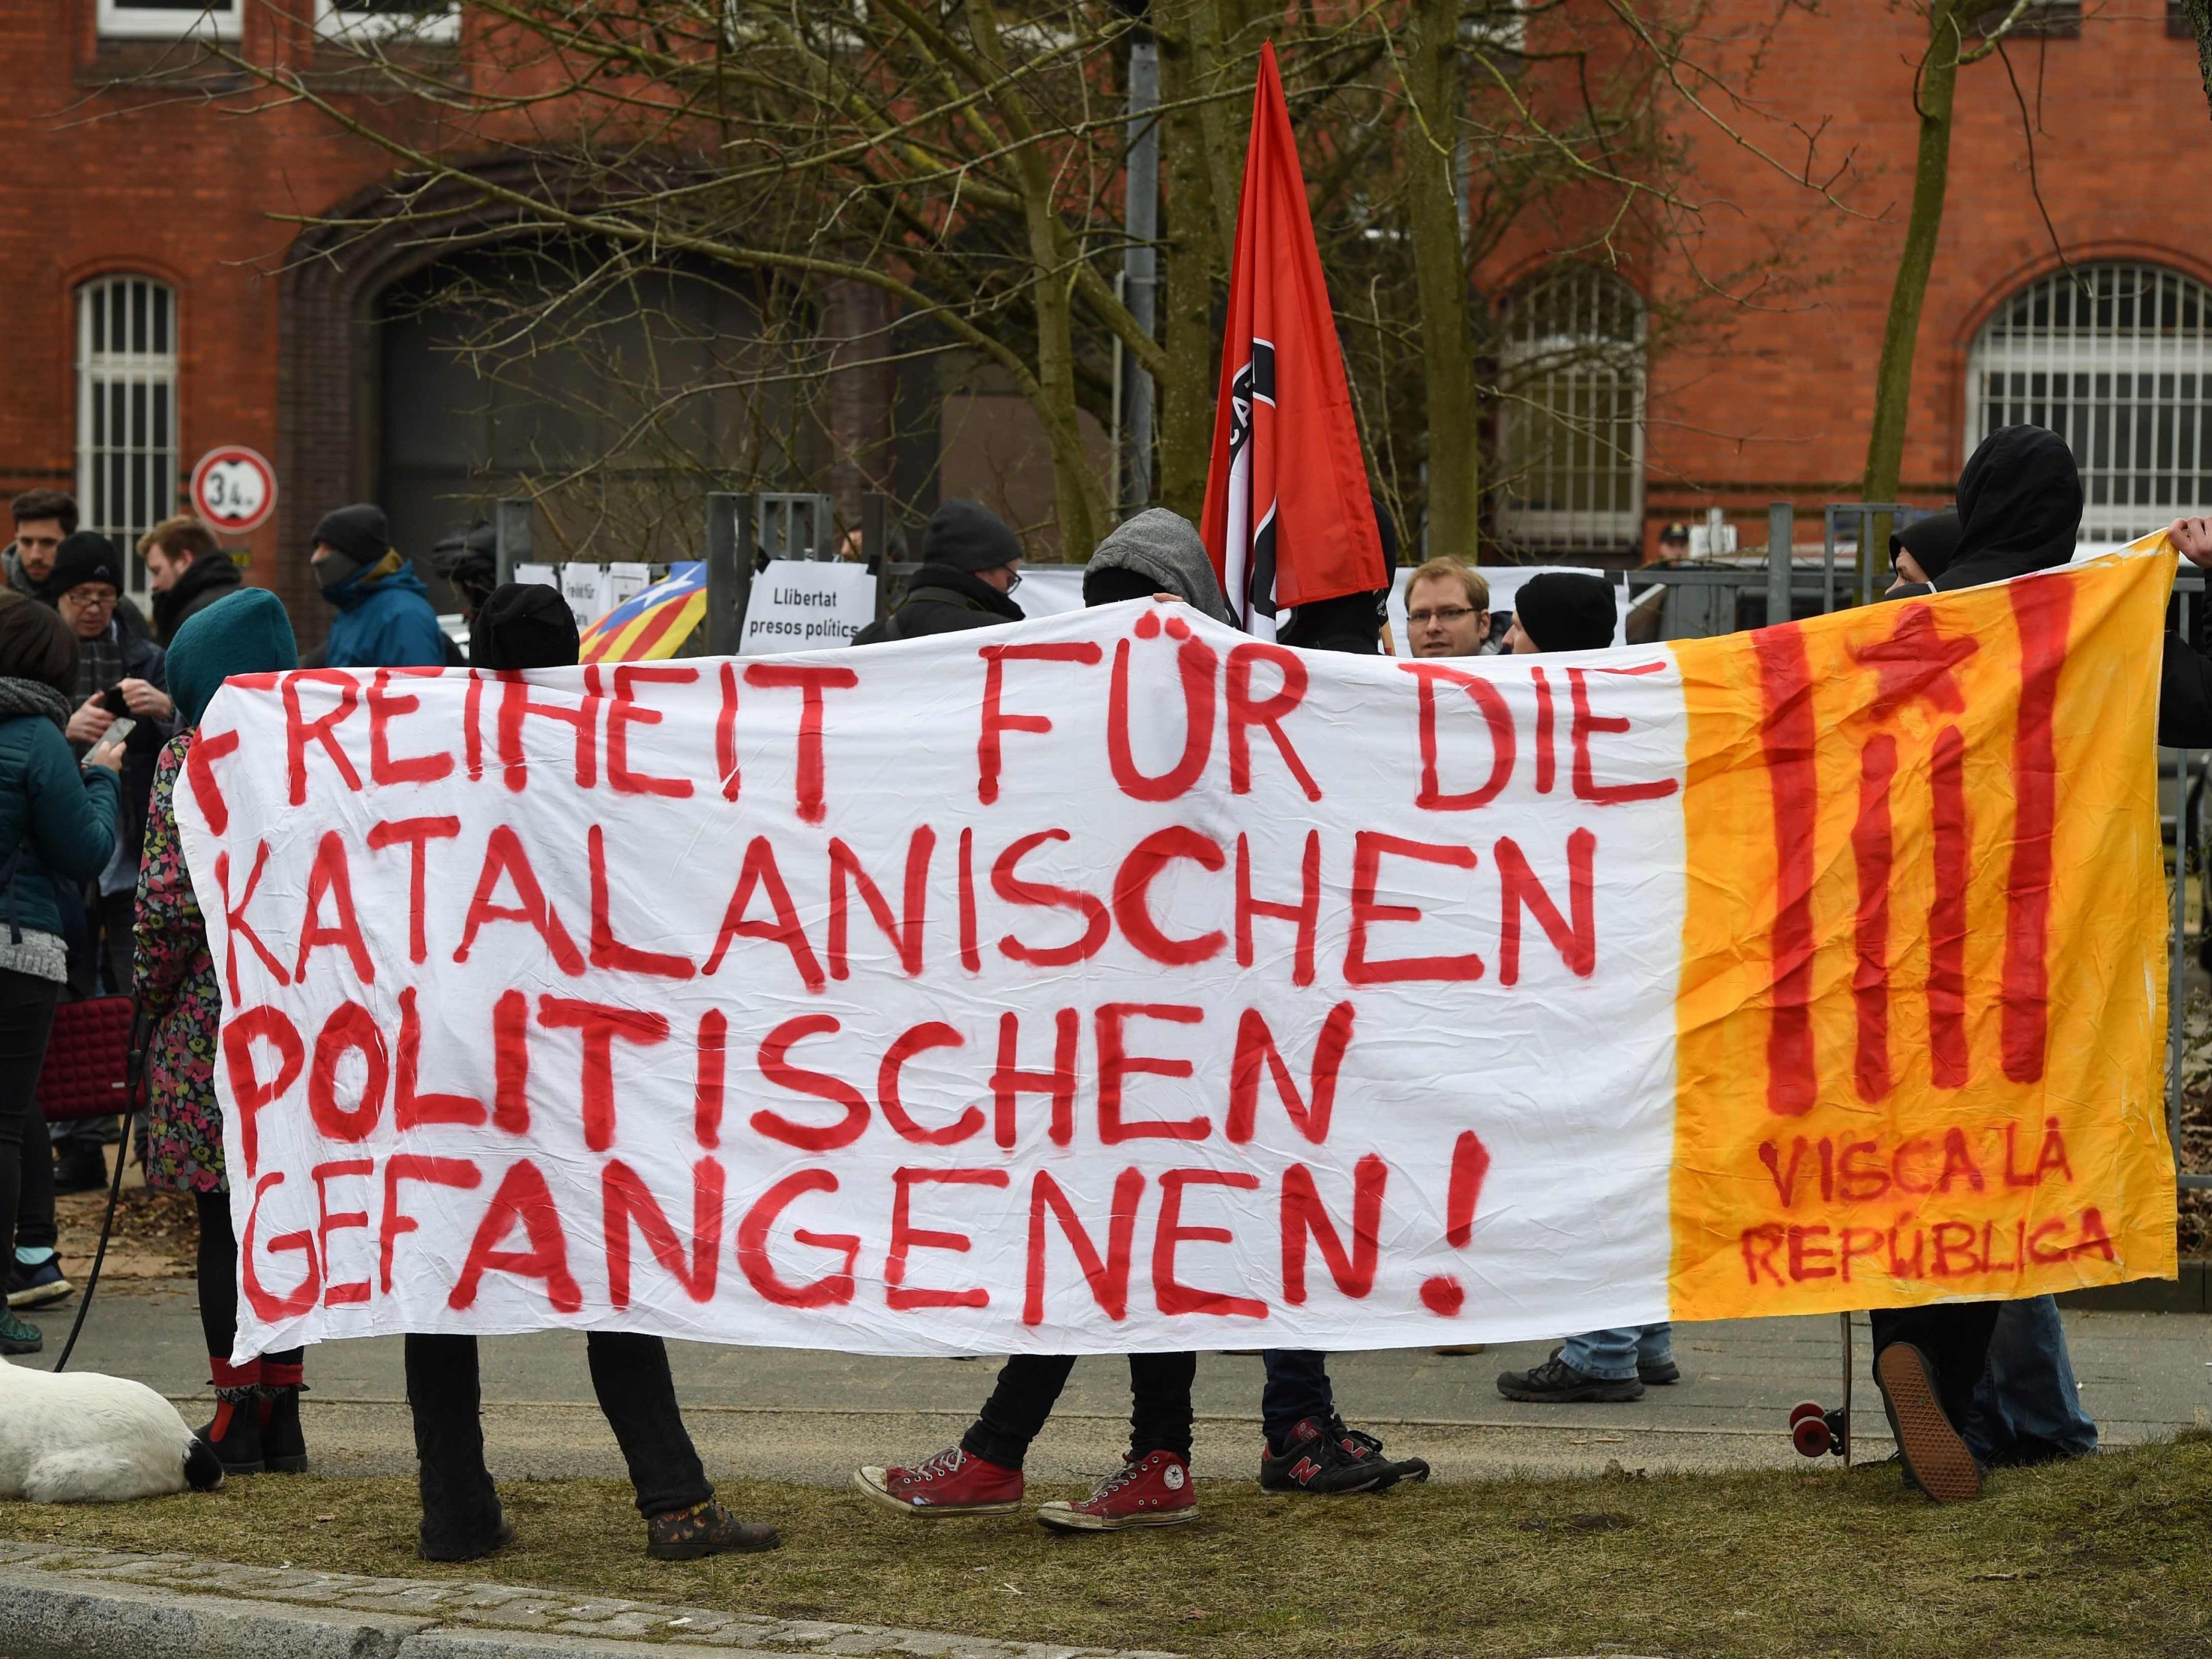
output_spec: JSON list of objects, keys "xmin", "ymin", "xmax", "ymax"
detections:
[{"xmin": 0, "ymin": 1357, "xmax": 223, "ymax": 1502}]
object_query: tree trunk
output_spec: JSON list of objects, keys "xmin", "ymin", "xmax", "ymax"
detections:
[
  {"xmin": 966, "ymin": 0, "xmax": 1109, "ymax": 558},
  {"xmin": 1863, "ymin": 1, "xmax": 1971, "ymax": 504},
  {"xmin": 1404, "ymin": 0, "xmax": 1478, "ymax": 562},
  {"xmin": 2182, "ymin": 0, "xmax": 2212, "ymax": 122},
  {"xmin": 1156, "ymin": 11, "xmax": 1220, "ymax": 522}
]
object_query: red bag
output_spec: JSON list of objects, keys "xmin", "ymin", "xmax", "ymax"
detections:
[{"xmin": 38, "ymin": 995, "xmax": 135, "ymax": 1123}]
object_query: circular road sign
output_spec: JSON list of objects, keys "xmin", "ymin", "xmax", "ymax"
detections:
[{"xmin": 189, "ymin": 445, "xmax": 277, "ymax": 536}]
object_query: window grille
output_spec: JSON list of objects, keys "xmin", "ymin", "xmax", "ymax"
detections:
[
  {"xmin": 97, "ymin": 0, "xmax": 239, "ymax": 39},
  {"xmin": 1968, "ymin": 262, "xmax": 2212, "ymax": 542},
  {"xmin": 75, "ymin": 275, "xmax": 178, "ymax": 597},
  {"xmin": 1496, "ymin": 266, "xmax": 1645, "ymax": 555}
]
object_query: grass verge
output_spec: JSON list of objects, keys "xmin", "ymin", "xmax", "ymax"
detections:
[{"xmin": 2, "ymin": 1435, "xmax": 2207, "ymax": 1658}]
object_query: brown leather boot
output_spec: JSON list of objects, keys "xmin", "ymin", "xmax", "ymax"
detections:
[{"xmin": 645, "ymin": 1498, "xmax": 780, "ymax": 1560}]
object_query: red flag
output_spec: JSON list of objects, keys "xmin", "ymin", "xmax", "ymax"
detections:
[{"xmin": 1200, "ymin": 41, "xmax": 1386, "ymax": 639}]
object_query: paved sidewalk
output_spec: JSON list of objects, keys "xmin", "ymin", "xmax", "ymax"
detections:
[
  {"xmin": 0, "ymin": 1540, "xmax": 1179, "ymax": 1659},
  {"xmin": 31, "ymin": 1285, "xmax": 2212, "ymax": 1484}
]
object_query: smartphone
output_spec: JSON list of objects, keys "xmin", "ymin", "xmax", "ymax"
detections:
[
  {"xmin": 97, "ymin": 685, "xmax": 130, "ymax": 719},
  {"xmin": 85, "ymin": 718, "xmax": 134, "ymax": 766}
]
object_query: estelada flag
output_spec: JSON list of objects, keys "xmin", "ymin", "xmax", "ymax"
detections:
[
  {"xmin": 577, "ymin": 562, "xmax": 707, "ymax": 663},
  {"xmin": 1200, "ymin": 41, "xmax": 1386, "ymax": 638}
]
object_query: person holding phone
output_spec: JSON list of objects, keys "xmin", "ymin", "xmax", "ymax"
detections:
[
  {"xmin": 0, "ymin": 593, "xmax": 119, "ymax": 1350},
  {"xmin": 40, "ymin": 534, "xmax": 171, "ymax": 1198}
]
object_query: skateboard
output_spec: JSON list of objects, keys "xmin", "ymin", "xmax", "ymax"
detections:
[{"xmin": 1788, "ymin": 1311, "xmax": 1854, "ymax": 1464}]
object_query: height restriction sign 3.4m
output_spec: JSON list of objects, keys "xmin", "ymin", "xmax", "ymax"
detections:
[{"xmin": 190, "ymin": 445, "xmax": 276, "ymax": 536}]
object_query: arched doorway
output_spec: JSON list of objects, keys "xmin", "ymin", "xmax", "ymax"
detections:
[
  {"xmin": 1967, "ymin": 261, "xmax": 2212, "ymax": 543},
  {"xmin": 375, "ymin": 242, "xmax": 817, "ymax": 596}
]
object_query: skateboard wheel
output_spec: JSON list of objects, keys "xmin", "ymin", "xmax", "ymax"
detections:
[
  {"xmin": 1788, "ymin": 1400, "xmax": 1826, "ymax": 1428},
  {"xmin": 1792, "ymin": 1414, "xmax": 1833, "ymax": 1458}
]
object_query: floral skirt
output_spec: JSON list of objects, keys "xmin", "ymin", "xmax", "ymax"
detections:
[{"xmin": 143, "ymin": 996, "xmax": 225, "ymax": 1195}]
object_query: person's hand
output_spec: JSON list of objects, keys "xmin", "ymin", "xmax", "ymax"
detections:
[
  {"xmin": 66, "ymin": 697, "xmax": 114, "ymax": 747},
  {"xmin": 82, "ymin": 739, "xmax": 122, "ymax": 774},
  {"xmin": 2171, "ymin": 516, "xmax": 2212, "ymax": 569},
  {"xmin": 117, "ymin": 678, "xmax": 172, "ymax": 720}
]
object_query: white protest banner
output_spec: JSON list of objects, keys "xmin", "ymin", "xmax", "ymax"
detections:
[
  {"xmin": 560, "ymin": 564, "xmax": 609, "ymax": 631},
  {"xmin": 184, "ymin": 551, "xmax": 2177, "ymax": 1363},
  {"xmin": 604, "ymin": 562, "xmax": 651, "ymax": 612},
  {"xmin": 742, "ymin": 560, "xmax": 879, "ymax": 653}
]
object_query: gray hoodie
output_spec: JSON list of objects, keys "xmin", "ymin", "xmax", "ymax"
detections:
[{"xmin": 1081, "ymin": 509, "xmax": 1233, "ymax": 625}]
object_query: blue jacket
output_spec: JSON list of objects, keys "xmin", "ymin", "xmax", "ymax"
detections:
[
  {"xmin": 322, "ymin": 561, "xmax": 448, "ymax": 670},
  {"xmin": 0, "ymin": 693, "xmax": 119, "ymax": 941}
]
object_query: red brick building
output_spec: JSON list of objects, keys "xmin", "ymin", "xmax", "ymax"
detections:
[{"xmin": 2, "ymin": 0, "xmax": 2209, "ymax": 638}]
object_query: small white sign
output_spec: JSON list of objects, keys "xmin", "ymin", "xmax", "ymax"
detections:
[
  {"xmin": 559, "ymin": 563, "xmax": 607, "ymax": 629},
  {"xmin": 512, "ymin": 564, "xmax": 559, "ymax": 589},
  {"xmin": 741, "ymin": 559, "xmax": 879, "ymax": 653},
  {"xmin": 605, "ymin": 562, "xmax": 651, "ymax": 612}
]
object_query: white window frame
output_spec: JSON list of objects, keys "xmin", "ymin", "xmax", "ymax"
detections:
[
  {"xmin": 96, "ymin": 0, "xmax": 240, "ymax": 40},
  {"xmin": 316, "ymin": 0, "xmax": 461, "ymax": 43},
  {"xmin": 1496, "ymin": 265, "xmax": 1647, "ymax": 555},
  {"xmin": 1967, "ymin": 261, "xmax": 2212, "ymax": 543},
  {"xmin": 75, "ymin": 275, "xmax": 180, "ymax": 605}
]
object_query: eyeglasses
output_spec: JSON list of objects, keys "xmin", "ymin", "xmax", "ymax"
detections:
[
  {"xmin": 60, "ymin": 589, "xmax": 117, "ymax": 611},
  {"xmin": 1005, "ymin": 570, "xmax": 1022, "ymax": 593},
  {"xmin": 1406, "ymin": 606, "xmax": 1481, "ymax": 626}
]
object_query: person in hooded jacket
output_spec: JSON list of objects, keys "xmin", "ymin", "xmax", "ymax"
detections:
[
  {"xmin": 133, "ymin": 589, "xmax": 313, "ymax": 1470},
  {"xmin": 0, "ymin": 596, "xmax": 119, "ymax": 1355},
  {"xmin": 310, "ymin": 504, "xmax": 449, "ymax": 670},
  {"xmin": 1847, "ymin": 424, "xmax": 2090, "ymax": 1503},
  {"xmin": 854, "ymin": 511, "xmax": 1223, "ymax": 1534},
  {"xmin": 851, "ymin": 499, "xmax": 1025, "ymax": 643},
  {"xmin": 403, "ymin": 581, "xmax": 781, "ymax": 1563}
]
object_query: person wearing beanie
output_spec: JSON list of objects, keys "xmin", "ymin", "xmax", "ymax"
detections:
[
  {"xmin": 1888, "ymin": 508, "xmax": 1960, "ymax": 588},
  {"xmin": 1504, "ymin": 571, "xmax": 1617, "ymax": 654},
  {"xmin": 852, "ymin": 498, "xmax": 1025, "ymax": 643},
  {"xmin": 36, "ymin": 531, "xmax": 173, "ymax": 1195},
  {"xmin": 432, "ymin": 521, "xmax": 500, "ymax": 665},
  {"xmin": 131, "ymin": 590, "xmax": 311, "ymax": 1467},
  {"xmin": 404, "ymin": 581, "xmax": 779, "ymax": 1563},
  {"xmin": 1497, "ymin": 576, "xmax": 1676, "ymax": 1409},
  {"xmin": 469, "ymin": 581, "xmax": 579, "ymax": 670},
  {"xmin": 310, "ymin": 503, "xmax": 449, "ymax": 670},
  {"xmin": 0, "ymin": 593, "xmax": 119, "ymax": 1354}
]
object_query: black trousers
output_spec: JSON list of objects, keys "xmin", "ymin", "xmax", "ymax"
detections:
[
  {"xmin": 1870, "ymin": 1303, "xmax": 2004, "ymax": 1430},
  {"xmin": 192, "ymin": 1189, "xmax": 304, "ymax": 1373},
  {"xmin": 0, "ymin": 969, "xmax": 60, "ymax": 1263},
  {"xmin": 961, "ymin": 1352, "xmax": 1197, "ymax": 1470},
  {"xmin": 1260, "ymin": 1349, "xmax": 1335, "ymax": 1447},
  {"xmin": 405, "ymin": 1332, "xmax": 713, "ymax": 1554}
]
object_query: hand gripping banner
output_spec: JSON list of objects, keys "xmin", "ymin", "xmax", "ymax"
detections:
[{"xmin": 183, "ymin": 551, "xmax": 2179, "ymax": 1362}]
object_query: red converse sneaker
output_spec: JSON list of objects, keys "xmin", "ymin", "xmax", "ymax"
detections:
[
  {"xmin": 1036, "ymin": 1450, "xmax": 1197, "ymax": 1532},
  {"xmin": 853, "ymin": 1446, "xmax": 1024, "ymax": 1517}
]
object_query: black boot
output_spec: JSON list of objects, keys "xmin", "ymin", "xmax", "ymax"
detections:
[
  {"xmin": 257, "ymin": 1358, "xmax": 309, "ymax": 1474},
  {"xmin": 198, "ymin": 1358, "xmax": 264, "ymax": 1475}
]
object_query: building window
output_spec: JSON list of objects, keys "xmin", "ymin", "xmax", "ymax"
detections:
[
  {"xmin": 317, "ymin": 0, "xmax": 461, "ymax": 41},
  {"xmin": 1496, "ymin": 266, "xmax": 1645, "ymax": 555},
  {"xmin": 97, "ymin": 0, "xmax": 239, "ymax": 38},
  {"xmin": 76, "ymin": 276, "xmax": 178, "ymax": 597},
  {"xmin": 1968, "ymin": 262, "xmax": 2212, "ymax": 543}
]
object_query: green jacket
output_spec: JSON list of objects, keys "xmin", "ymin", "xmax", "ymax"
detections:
[{"xmin": 0, "ymin": 683, "xmax": 119, "ymax": 940}]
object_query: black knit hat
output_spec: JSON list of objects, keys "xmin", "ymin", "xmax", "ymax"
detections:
[
  {"xmin": 47, "ymin": 531, "xmax": 125, "ymax": 599},
  {"xmin": 1513, "ymin": 572, "xmax": 1616, "ymax": 653},
  {"xmin": 0, "ymin": 591, "xmax": 80, "ymax": 696},
  {"xmin": 470, "ymin": 582, "xmax": 579, "ymax": 671},
  {"xmin": 921, "ymin": 498, "xmax": 1023, "ymax": 575},
  {"xmin": 312, "ymin": 503, "xmax": 390, "ymax": 571},
  {"xmin": 1891, "ymin": 509, "xmax": 1961, "ymax": 581}
]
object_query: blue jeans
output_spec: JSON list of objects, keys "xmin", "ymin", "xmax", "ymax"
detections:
[
  {"xmin": 1260, "ymin": 1349, "xmax": 1335, "ymax": 1447},
  {"xmin": 1560, "ymin": 1323, "xmax": 1673, "ymax": 1382},
  {"xmin": 1962, "ymin": 1296, "xmax": 2097, "ymax": 1465}
]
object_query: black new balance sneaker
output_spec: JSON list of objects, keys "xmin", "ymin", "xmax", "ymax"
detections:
[
  {"xmin": 1331, "ymin": 1419, "xmax": 1430, "ymax": 1486},
  {"xmin": 1495, "ymin": 1353, "xmax": 1644, "ymax": 1403},
  {"xmin": 1260, "ymin": 1416, "xmax": 1387, "ymax": 1495}
]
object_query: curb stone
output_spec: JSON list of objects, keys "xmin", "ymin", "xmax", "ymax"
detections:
[{"xmin": 0, "ymin": 1542, "xmax": 1179, "ymax": 1659}]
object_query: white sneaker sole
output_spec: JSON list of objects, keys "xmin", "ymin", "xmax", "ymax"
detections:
[
  {"xmin": 7, "ymin": 1279, "xmax": 72, "ymax": 1310},
  {"xmin": 850, "ymin": 1466, "xmax": 1022, "ymax": 1518},
  {"xmin": 1034, "ymin": 1501, "xmax": 1197, "ymax": 1532}
]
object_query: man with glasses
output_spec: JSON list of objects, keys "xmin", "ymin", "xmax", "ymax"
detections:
[{"xmin": 1402, "ymin": 556, "xmax": 1494, "ymax": 658}]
